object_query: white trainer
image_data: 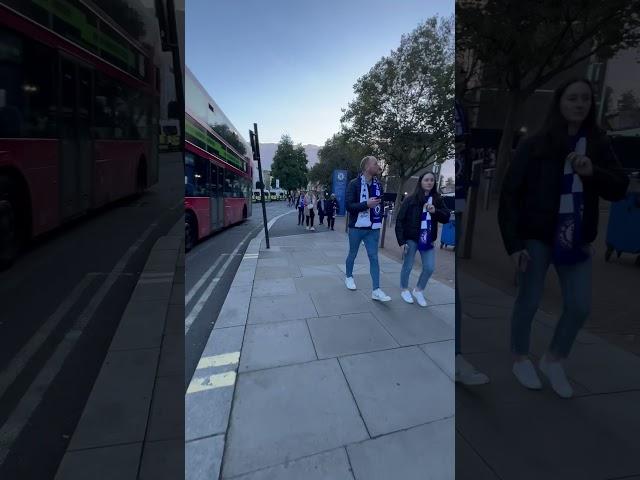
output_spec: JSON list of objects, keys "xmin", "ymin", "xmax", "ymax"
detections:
[
  {"xmin": 306, "ymin": 226, "xmax": 310, "ymax": 230},
  {"xmin": 345, "ymin": 277, "xmax": 357, "ymax": 290},
  {"xmin": 372, "ymin": 289, "xmax": 391, "ymax": 302},
  {"xmin": 401, "ymin": 290, "xmax": 414, "ymax": 304},
  {"xmin": 455, "ymin": 355, "xmax": 490, "ymax": 385},
  {"xmin": 412, "ymin": 289, "xmax": 427, "ymax": 307},
  {"xmin": 512, "ymin": 359, "xmax": 542, "ymax": 390},
  {"xmin": 310, "ymin": 227, "xmax": 315, "ymax": 231},
  {"xmin": 539, "ymin": 354, "xmax": 573, "ymax": 398}
]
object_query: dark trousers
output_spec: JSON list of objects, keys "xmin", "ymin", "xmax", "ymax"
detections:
[
  {"xmin": 319, "ymin": 212, "xmax": 325, "ymax": 224},
  {"xmin": 306, "ymin": 211, "xmax": 315, "ymax": 227},
  {"xmin": 298, "ymin": 207, "xmax": 304, "ymax": 225},
  {"xmin": 327, "ymin": 215, "xmax": 335, "ymax": 229}
]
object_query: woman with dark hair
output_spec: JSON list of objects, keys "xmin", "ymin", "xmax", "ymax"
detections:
[
  {"xmin": 499, "ymin": 78, "xmax": 629, "ymax": 398},
  {"xmin": 395, "ymin": 172, "xmax": 451, "ymax": 306}
]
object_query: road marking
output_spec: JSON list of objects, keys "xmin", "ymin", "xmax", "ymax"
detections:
[
  {"xmin": 185, "ymin": 255, "xmax": 228, "ymax": 305},
  {"xmin": 187, "ymin": 371, "xmax": 236, "ymax": 394},
  {"xmin": 184, "ymin": 251, "xmax": 240, "ymax": 334},
  {"xmin": 0, "ymin": 222, "xmax": 158, "ymax": 466},
  {"xmin": 196, "ymin": 352, "xmax": 240, "ymax": 370},
  {"xmin": 0, "ymin": 275, "xmax": 94, "ymax": 400}
]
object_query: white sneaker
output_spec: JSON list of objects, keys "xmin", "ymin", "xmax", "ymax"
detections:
[
  {"xmin": 372, "ymin": 289, "xmax": 391, "ymax": 302},
  {"xmin": 310, "ymin": 227, "xmax": 315, "ymax": 231},
  {"xmin": 539, "ymin": 354, "xmax": 573, "ymax": 399},
  {"xmin": 512, "ymin": 359, "xmax": 542, "ymax": 390},
  {"xmin": 401, "ymin": 290, "xmax": 414, "ymax": 304},
  {"xmin": 306, "ymin": 226, "xmax": 310, "ymax": 230},
  {"xmin": 345, "ymin": 277, "xmax": 356, "ymax": 290},
  {"xmin": 412, "ymin": 289, "xmax": 427, "ymax": 307},
  {"xmin": 455, "ymin": 355, "xmax": 490, "ymax": 385}
]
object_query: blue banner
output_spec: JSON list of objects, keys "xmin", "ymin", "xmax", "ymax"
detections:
[{"xmin": 332, "ymin": 170, "xmax": 348, "ymax": 216}]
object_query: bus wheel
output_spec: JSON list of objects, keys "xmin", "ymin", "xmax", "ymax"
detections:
[
  {"xmin": 185, "ymin": 212, "xmax": 197, "ymax": 252},
  {"xmin": 0, "ymin": 178, "xmax": 21, "ymax": 269}
]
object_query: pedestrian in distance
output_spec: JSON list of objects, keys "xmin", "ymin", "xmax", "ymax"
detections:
[
  {"xmin": 297, "ymin": 190, "xmax": 306, "ymax": 225},
  {"xmin": 317, "ymin": 193, "xmax": 326, "ymax": 225},
  {"xmin": 304, "ymin": 190, "xmax": 317, "ymax": 231},
  {"xmin": 327, "ymin": 194, "xmax": 338, "ymax": 230},
  {"xmin": 345, "ymin": 156, "xmax": 391, "ymax": 302},
  {"xmin": 498, "ymin": 77, "xmax": 629, "ymax": 398},
  {"xmin": 394, "ymin": 172, "xmax": 451, "ymax": 307}
]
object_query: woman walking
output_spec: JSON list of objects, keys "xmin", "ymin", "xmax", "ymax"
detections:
[
  {"xmin": 327, "ymin": 194, "xmax": 339, "ymax": 230},
  {"xmin": 297, "ymin": 190, "xmax": 306, "ymax": 225},
  {"xmin": 395, "ymin": 172, "xmax": 450, "ymax": 307},
  {"xmin": 499, "ymin": 78, "xmax": 628, "ymax": 398},
  {"xmin": 304, "ymin": 190, "xmax": 317, "ymax": 231}
]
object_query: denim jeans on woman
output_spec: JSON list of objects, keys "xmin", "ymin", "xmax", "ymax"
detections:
[
  {"xmin": 400, "ymin": 240, "xmax": 435, "ymax": 290},
  {"xmin": 511, "ymin": 239, "xmax": 592, "ymax": 358},
  {"xmin": 346, "ymin": 228, "xmax": 381, "ymax": 290}
]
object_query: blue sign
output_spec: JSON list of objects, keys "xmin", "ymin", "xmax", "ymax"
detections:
[{"xmin": 332, "ymin": 170, "xmax": 348, "ymax": 216}]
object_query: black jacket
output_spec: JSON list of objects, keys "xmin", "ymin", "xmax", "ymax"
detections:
[
  {"xmin": 346, "ymin": 177, "xmax": 384, "ymax": 228},
  {"xmin": 394, "ymin": 194, "xmax": 450, "ymax": 246},
  {"xmin": 326, "ymin": 198, "xmax": 339, "ymax": 217},
  {"xmin": 498, "ymin": 130, "xmax": 629, "ymax": 255}
]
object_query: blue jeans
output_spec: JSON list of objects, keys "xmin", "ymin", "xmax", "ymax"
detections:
[
  {"xmin": 511, "ymin": 240, "xmax": 592, "ymax": 358},
  {"xmin": 346, "ymin": 228, "xmax": 381, "ymax": 290},
  {"xmin": 400, "ymin": 240, "xmax": 435, "ymax": 290}
]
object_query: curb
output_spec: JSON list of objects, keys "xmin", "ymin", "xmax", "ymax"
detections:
[
  {"xmin": 55, "ymin": 219, "xmax": 183, "ymax": 480},
  {"xmin": 184, "ymin": 210, "xmax": 453, "ymax": 480}
]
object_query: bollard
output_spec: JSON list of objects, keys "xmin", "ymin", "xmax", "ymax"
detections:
[{"xmin": 380, "ymin": 206, "xmax": 389, "ymax": 248}]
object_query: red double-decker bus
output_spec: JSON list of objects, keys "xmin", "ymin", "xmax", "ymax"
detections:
[
  {"xmin": 0, "ymin": 0, "xmax": 159, "ymax": 267},
  {"xmin": 184, "ymin": 67, "xmax": 252, "ymax": 251}
]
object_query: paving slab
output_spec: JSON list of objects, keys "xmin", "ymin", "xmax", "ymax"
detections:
[
  {"xmin": 239, "ymin": 320, "xmax": 317, "ymax": 372},
  {"xmin": 222, "ymin": 359, "xmax": 369, "ymax": 478},
  {"xmin": 307, "ymin": 312, "xmax": 398, "ymax": 359},
  {"xmin": 455, "ymin": 433, "xmax": 500, "ymax": 480},
  {"xmin": 139, "ymin": 439, "xmax": 183, "ymax": 480},
  {"xmin": 146, "ymin": 375, "xmax": 183, "ymax": 441},
  {"xmin": 339, "ymin": 347, "xmax": 454, "ymax": 437},
  {"xmin": 214, "ymin": 285, "xmax": 253, "ymax": 329},
  {"xmin": 252, "ymin": 278, "xmax": 297, "ymax": 297},
  {"xmin": 371, "ymin": 306, "xmax": 454, "ymax": 346},
  {"xmin": 347, "ymin": 418, "xmax": 454, "ymax": 480},
  {"xmin": 420, "ymin": 340, "xmax": 455, "ymax": 380},
  {"xmin": 55, "ymin": 443, "xmax": 142, "ymax": 480},
  {"xmin": 248, "ymin": 293, "xmax": 318, "ymax": 323},
  {"xmin": 68, "ymin": 348, "xmax": 159, "ymax": 449},
  {"xmin": 186, "ymin": 435, "xmax": 225, "ymax": 480},
  {"xmin": 109, "ymin": 300, "xmax": 168, "ymax": 350},
  {"xmin": 309, "ymin": 289, "xmax": 373, "ymax": 317},
  {"xmin": 228, "ymin": 448, "xmax": 354, "ymax": 480}
]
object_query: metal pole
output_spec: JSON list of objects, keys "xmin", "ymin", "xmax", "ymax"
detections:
[
  {"xmin": 380, "ymin": 206, "xmax": 389, "ymax": 248},
  {"xmin": 250, "ymin": 125, "xmax": 269, "ymax": 249}
]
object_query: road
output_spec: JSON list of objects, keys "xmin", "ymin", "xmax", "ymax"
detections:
[
  {"xmin": 184, "ymin": 201, "xmax": 299, "ymax": 386},
  {"xmin": 0, "ymin": 152, "xmax": 183, "ymax": 479}
]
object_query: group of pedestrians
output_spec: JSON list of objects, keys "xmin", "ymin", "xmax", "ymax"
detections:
[
  {"xmin": 293, "ymin": 189, "xmax": 339, "ymax": 231},
  {"xmin": 343, "ymin": 156, "xmax": 451, "ymax": 306}
]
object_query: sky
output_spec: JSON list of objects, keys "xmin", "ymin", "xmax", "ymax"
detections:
[{"xmin": 185, "ymin": 0, "xmax": 453, "ymax": 148}]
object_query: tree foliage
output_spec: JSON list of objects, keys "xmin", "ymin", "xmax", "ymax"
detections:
[
  {"xmin": 270, "ymin": 135, "xmax": 309, "ymax": 191},
  {"xmin": 308, "ymin": 133, "xmax": 371, "ymax": 191},
  {"xmin": 211, "ymin": 123, "xmax": 247, "ymax": 156},
  {"xmin": 457, "ymin": 0, "xmax": 640, "ymax": 188},
  {"xmin": 341, "ymin": 15, "xmax": 455, "ymax": 196}
]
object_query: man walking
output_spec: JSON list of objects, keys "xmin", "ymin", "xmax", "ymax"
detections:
[
  {"xmin": 317, "ymin": 193, "xmax": 326, "ymax": 225},
  {"xmin": 345, "ymin": 156, "xmax": 391, "ymax": 302},
  {"xmin": 327, "ymin": 194, "xmax": 338, "ymax": 230},
  {"xmin": 297, "ymin": 190, "xmax": 306, "ymax": 225}
]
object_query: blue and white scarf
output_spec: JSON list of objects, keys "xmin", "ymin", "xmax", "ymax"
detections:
[
  {"xmin": 355, "ymin": 175, "xmax": 382, "ymax": 229},
  {"xmin": 418, "ymin": 196, "xmax": 433, "ymax": 251},
  {"xmin": 552, "ymin": 136, "xmax": 589, "ymax": 265}
]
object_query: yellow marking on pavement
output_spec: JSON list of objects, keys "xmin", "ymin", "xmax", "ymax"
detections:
[
  {"xmin": 187, "ymin": 371, "xmax": 236, "ymax": 394},
  {"xmin": 196, "ymin": 352, "xmax": 240, "ymax": 370}
]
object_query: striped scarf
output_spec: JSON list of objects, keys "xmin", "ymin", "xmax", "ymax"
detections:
[
  {"xmin": 552, "ymin": 136, "xmax": 589, "ymax": 265},
  {"xmin": 418, "ymin": 196, "xmax": 433, "ymax": 251}
]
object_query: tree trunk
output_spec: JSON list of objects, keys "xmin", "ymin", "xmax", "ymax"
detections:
[
  {"xmin": 392, "ymin": 176, "xmax": 409, "ymax": 225},
  {"xmin": 493, "ymin": 90, "xmax": 522, "ymax": 195}
]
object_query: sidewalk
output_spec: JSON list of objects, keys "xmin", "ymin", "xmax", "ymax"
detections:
[
  {"xmin": 456, "ymin": 271, "xmax": 640, "ymax": 480},
  {"xmin": 186, "ymin": 222, "xmax": 455, "ymax": 480},
  {"xmin": 55, "ymin": 220, "xmax": 184, "ymax": 479}
]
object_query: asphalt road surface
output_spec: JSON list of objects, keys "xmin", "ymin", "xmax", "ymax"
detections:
[{"xmin": 0, "ymin": 152, "xmax": 183, "ymax": 479}]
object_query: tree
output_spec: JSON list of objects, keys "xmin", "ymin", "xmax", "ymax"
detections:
[
  {"xmin": 341, "ymin": 16, "xmax": 455, "ymax": 206},
  {"xmin": 457, "ymin": 0, "xmax": 640, "ymax": 190},
  {"xmin": 308, "ymin": 133, "xmax": 371, "ymax": 191},
  {"xmin": 211, "ymin": 123, "xmax": 247, "ymax": 156},
  {"xmin": 270, "ymin": 135, "xmax": 309, "ymax": 191},
  {"xmin": 98, "ymin": 0, "xmax": 146, "ymax": 42},
  {"xmin": 618, "ymin": 90, "xmax": 640, "ymax": 111}
]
